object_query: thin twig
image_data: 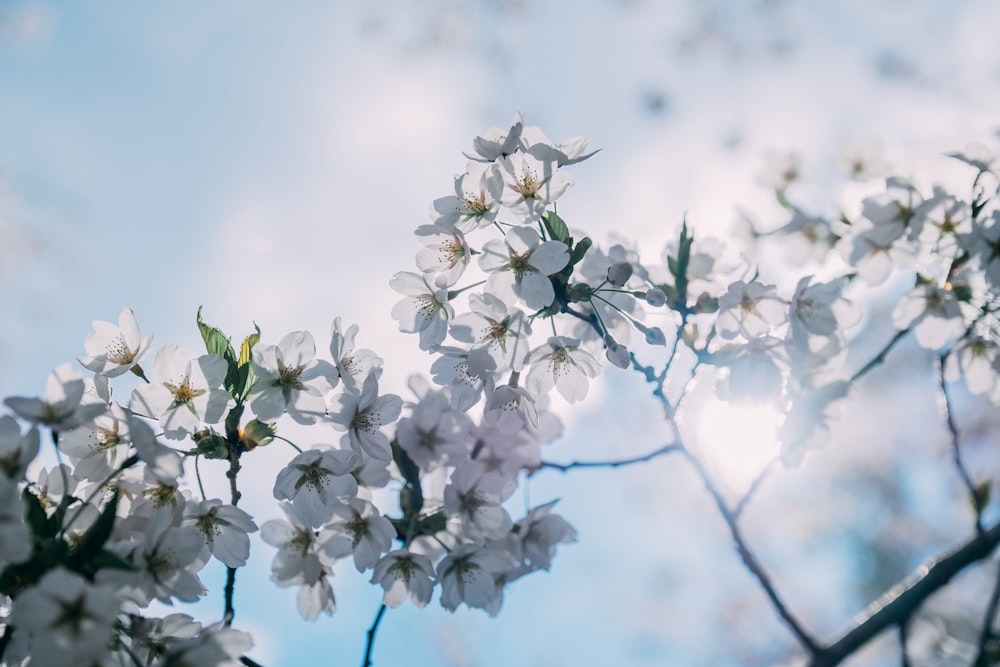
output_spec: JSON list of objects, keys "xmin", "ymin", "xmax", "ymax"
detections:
[
  {"xmin": 678, "ymin": 444, "xmax": 821, "ymax": 655},
  {"xmin": 734, "ymin": 458, "xmax": 779, "ymax": 518},
  {"xmin": 223, "ymin": 567, "xmax": 237, "ymax": 627},
  {"xmin": 240, "ymin": 657, "xmax": 265, "ymax": 667},
  {"xmin": 850, "ymin": 329, "xmax": 909, "ymax": 383},
  {"xmin": 973, "ymin": 560, "xmax": 1000, "ymax": 667},
  {"xmin": 937, "ymin": 354, "xmax": 984, "ymax": 534},
  {"xmin": 809, "ymin": 522, "xmax": 1000, "ymax": 667},
  {"xmin": 535, "ymin": 443, "xmax": 681, "ymax": 473},
  {"xmin": 361, "ymin": 604, "xmax": 388, "ymax": 667}
]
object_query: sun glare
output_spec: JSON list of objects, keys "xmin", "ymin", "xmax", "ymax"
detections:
[{"xmin": 691, "ymin": 398, "xmax": 783, "ymax": 491}]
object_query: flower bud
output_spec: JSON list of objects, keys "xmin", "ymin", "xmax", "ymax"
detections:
[
  {"xmin": 635, "ymin": 322, "xmax": 667, "ymax": 346},
  {"xmin": 607, "ymin": 262, "xmax": 633, "ymax": 287},
  {"xmin": 604, "ymin": 335, "xmax": 630, "ymax": 369},
  {"xmin": 644, "ymin": 288, "xmax": 666, "ymax": 307}
]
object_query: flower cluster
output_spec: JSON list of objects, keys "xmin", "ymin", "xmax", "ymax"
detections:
[{"xmin": 1, "ymin": 119, "xmax": 999, "ymax": 666}]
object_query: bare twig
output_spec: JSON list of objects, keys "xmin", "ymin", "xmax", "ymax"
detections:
[
  {"xmin": 937, "ymin": 354, "xmax": 984, "ymax": 534},
  {"xmin": 898, "ymin": 622, "xmax": 912, "ymax": 667},
  {"xmin": 535, "ymin": 443, "xmax": 681, "ymax": 473},
  {"xmin": 850, "ymin": 329, "xmax": 909, "ymax": 383},
  {"xmin": 733, "ymin": 458, "xmax": 779, "ymax": 518},
  {"xmin": 808, "ymin": 522, "xmax": 1000, "ymax": 667},
  {"xmin": 678, "ymin": 444, "xmax": 821, "ymax": 655},
  {"xmin": 361, "ymin": 604, "xmax": 388, "ymax": 667},
  {"xmin": 223, "ymin": 442, "xmax": 245, "ymax": 627}
]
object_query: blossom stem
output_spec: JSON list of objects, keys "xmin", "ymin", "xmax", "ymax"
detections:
[
  {"xmin": 273, "ymin": 435, "xmax": 303, "ymax": 453},
  {"xmin": 361, "ymin": 603, "xmax": 388, "ymax": 667},
  {"xmin": 936, "ymin": 354, "xmax": 984, "ymax": 534},
  {"xmin": 194, "ymin": 455, "xmax": 207, "ymax": 501},
  {"xmin": 446, "ymin": 280, "xmax": 487, "ymax": 300}
]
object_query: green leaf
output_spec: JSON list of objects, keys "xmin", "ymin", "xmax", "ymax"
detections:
[
  {"xmin": 197, "ymin": 307, "xmax": 237, "ymax": 360},
  {"xmin": 568, "ymin": 236, "xmax": 592, "ymax": 268},
  {"xmin": 542, "ymin": 211, "xmax": 571, "ymax": 244}
]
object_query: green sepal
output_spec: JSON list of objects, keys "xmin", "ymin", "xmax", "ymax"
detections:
[
  {"xmin": 951, "ymin": 282, "xmax": 974, "ymax": 303},
  {"xmin": 192, "ymin": 428, "xmax": 229, "ymax": 460},
  {"xmin": 542, "ymin": 210, "xmax": 571, "ymax": 244},
  {"xmin": 241, "ymin": 418, "xmax": 276, "ymax": 449},
  {"xmin": 67, "ymin": 491, "xmax": 120, "ymax": 573},
  {"xmin": 568, "ymin": 283, "xmax": 595, "ymax": 303},
  {"xmin": 973, "ymin": 480, "xmax": 992, "ymax": 515}
]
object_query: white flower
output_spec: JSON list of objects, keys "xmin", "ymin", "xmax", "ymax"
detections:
[
  {"xmin": 183, "ymin": 498, "xmax": 259, "ymax": 568},
  {"xmin": 415, "ymin": 222, "xmax": 472, "ymax": 287},
  {"xmin": 10, "ymin": 569, "xmax": 120, "ymax": 667},
  {"xmin": 0, "ymin": 415, "xmax": 39, "ymax": 479},
  {"xmin": 130, "ymin": 345, "xmax": 233, "ymax": 439},
  {"xmin": 431, "ymin": 162, "xmax": 504, "ymax": 231},
  {"xmin": 4, "ymin": 363, "xmax": 107, "ymax": 431},
  {"xmin": 450, "ymin": 292, "xmax": 532, "ymax": 375},
  {"xmin": 130, "ymin": 417, "xmax": 184, "ymax": 485},
  {"xmin": 151, "ymin": 623, "xmax": 254, "ymax": 667},
  {"xmin": 716, "ymin": 281, "xmax": 788, "ymax": 340},
  {"xmin": 716, "ymin": 336, "xmax": 787, "ymax": 402},
  {"xmin": 498, "ymin": 152, "xmax": 573, "ymax": 223},
  {"xmin": 115, "ymin": 508, "xmax": 207, "ymax": 605},
  {"xmin": 787, "ymin": 276, "xmax": 861, "ymax": 347},
  {"xmin": 444, "ymin": 464, "xmax": 513, "ymax": 542},
  {"xmin": 463, "ymin": 114, "xmax": 524, "ymax": 163},
  {"xmin": 330, "ymin": 317, "xmax": 383, "ymax": 391},
  {"xmin": 327, "ymin": 373, "xmax": 403, "ymax": 462},
  {"xmin": 430, "ymin": 347, "xmax": 490, "ymax": 412},
  {"xmin": 273, "ymin": 447, "xmax": 359, "ymax": 528},
  {"xmin": 510, "ymin": 500, "xmax": 577, "ymax": 570},
  {"xmin": 483, "ymin": 384, "xmax": 538, "ymax": 435},
  {"xmin": 78, "ymin": 306, "xmax": 153, "ymax": 377},
  {"xmin": 892, "ymin": 284, "xmax": 966, "ymax": 351},
  {"xmin": 437, "ymin": 545, "xmax": 511, "ymax": 615},
  {"xmin": 323, "ymin": 497, "xmax": 396, "ymax": 572},
  {"xmin": 479, "ymin": 226, "xmax": 569, "ymax": 310},
  {"xmin": 945, "ymin": 335, "xmax": 999, "ymax": 396},
  {"xmin": 249, "ymin": 331, "xmax": 339, "ymax": 424},
  {"xmin": 371, "ymin": 549, "xmax": 436, "ymax": 608},
  {"xmin": 390, "ymin": 271, "xmax": 455, "ymax": 351},
  {"xmin": 397, "ymin": 389, "xmax": 473, "ymax": 471},
  {"xmin": 260, "ymin": 504, "xmax": 340, "ymax": 621},
  {"xmin": 59, "ymin": 401, "xmax": 131, "ymax": 482},
  {"xmin": 526, "ymin": 336, "xmax": 602, "ymax": 404}
]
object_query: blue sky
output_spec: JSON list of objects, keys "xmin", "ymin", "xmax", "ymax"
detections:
[{"xmin": 2, "ymin": 1, "xmax": 1000, "ymax": 665}]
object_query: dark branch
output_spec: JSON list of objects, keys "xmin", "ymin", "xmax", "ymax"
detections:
[
  {"xmin": 223, "ymin": 442, "xmax": 245, "ymax": 627},
  {"xmin": 240, "ymin": 657, "xmax": 265, "ymax": 667},
  {"xmin": 974, "ymin": 560, "xmax": 1000, "ymax": 667},
  {"xmin": 809, "ymin": 522, "xmax": 1000, "ymax": 667},
  {"xmin": 223, "ymin": 566, "xmax": 237, "ymax": 627},
  {"xmin": 733, "ymin": 458, "xmax": 779, "ymax": 518},
  {"xmin": 678, "ymin": 445, "xmax": 821, "ymax": 654},
  {"xmin": 361, "ymin": 604, "xmax": 388, "ymax": 667},
  {"xmin": 850, "ymin": 328, "xmax": 908, "ymax": 383},
  {"xmin": 535, "ymin": 443, "xmax": 681, "ymax": 473},
  {"xmin": 937, "ymin": 354, "xmax": 984, "ymax": 534}
]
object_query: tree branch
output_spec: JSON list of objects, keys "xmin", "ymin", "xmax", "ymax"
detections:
[
  {"xmin": 678, "ymin": 445, "xmax": 821, "ymax": 655},
  {"xmin": 809, "ymin": 522, "xmax": 1000, "ymax": 667},
  {"xmin": 850, "ymin": 328, "xmax": 908, "ymax": 383},
  {"xmin": 223, "ymin": 442, "xmax": 245, "ymax": 627},
  {"xmin": 973, "ymin": 560, "xmax": 1000, "ymax": 667},
  {"xmin": 361, "ymin": 604, "xmax": 387, "ymax": 667},
  {"xmin": 937, "ymin": 354, "xmax": 984, "ymax": 534},
  {"xmin": 535, "ymin": 443, "xmax": 681, "ymax": 473}
]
